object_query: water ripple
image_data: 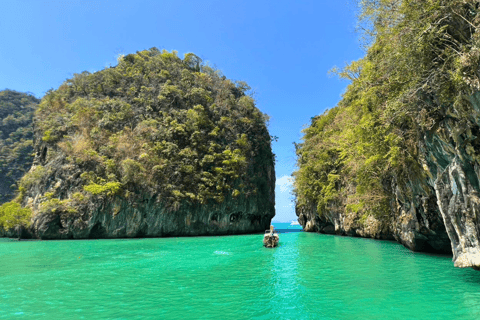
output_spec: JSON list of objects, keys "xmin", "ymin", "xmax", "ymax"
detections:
[{"xmin": 1, "ymin": 228, "xmax": 480, "ymax": 319}]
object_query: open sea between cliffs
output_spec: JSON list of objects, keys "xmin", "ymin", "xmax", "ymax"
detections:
[{"xmin": 1, "ymin": 223, "xmax": 480, "ymax": 319}]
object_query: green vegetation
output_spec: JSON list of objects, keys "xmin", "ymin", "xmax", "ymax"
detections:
[
  {"xmin": 18, "ymin": 165, "xmax": 47, "ymax": 190},
  {"xmin": 83, "ymin": 182, "xmax": 122, "ymax": 196},
  {"xmin": 26, "ymin": 48, "xmax": 273, "ymax": 213},
  {"xmin": 0, "ymin": 90, "xmax": 39, "ymax": 203},
  {"xmin": 294, "ymin": 1, "xmax": 480, "ymax": 223},
  {"xmin": 0, "ymin": 202, "xmax": 32, "ymax": 238}
]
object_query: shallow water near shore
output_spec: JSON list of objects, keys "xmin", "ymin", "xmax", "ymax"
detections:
[{"xmin": 1, "ymin": 222, "xmax": 480, "ymax": 319}]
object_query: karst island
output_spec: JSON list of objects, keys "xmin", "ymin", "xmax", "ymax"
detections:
[{"xmin": 1, "ymin": 1, "xmax": 480, "ymax": 318}]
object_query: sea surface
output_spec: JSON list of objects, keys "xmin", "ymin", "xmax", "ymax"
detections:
[{"xmin": 1, "ymin": 222, "xmax": 480, "ymax": 319}]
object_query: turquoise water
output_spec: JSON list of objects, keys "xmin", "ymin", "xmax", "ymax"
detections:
[{"xmin": 1, "ymin": 223, "xmax": 480, "ymax": 319}]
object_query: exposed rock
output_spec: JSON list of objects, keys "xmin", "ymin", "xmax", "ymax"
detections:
[
  {"xmin": 420, "ymin": 92, "xmax": 480, "ymax": 268},
  {"xmin": 26, "ymin": 151, "xmax": 275, "ymax": 239},
  {"xmin": 297, "ymin": 173, "xmax": 451, "ymax": 253},
  {"xmin": 294, "ymin": 1, "xmax": 480, "ymax": 269},
  {"xmin": 297, "ymin": 186, "xmax": 452, "ymax": 253},
  {"xmin": 31, "ymin": 193, "xmax": 272, "ymax": 239},
  {"xmin": 6, "ymin": 49, "xmax": 276, "ymax": 239},
  {"xmin": 0, "ymin": 90, "xmax": 39, "ymax": 203},
  {"xmin": 297, "ymin": 93, "xmax": 480, "ymax": 268},
  {"xmin": 23, "ymin": 142, "xmax": 275, "ymax": 240}
]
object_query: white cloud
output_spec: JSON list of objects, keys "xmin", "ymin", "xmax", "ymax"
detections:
[
  {"xmin": 274, "ymin": 175, "xmax": 296, "ymax": 222},
  {"xmin": 276, "ymin": 175, "xmax": 293, "ymax": 193}
]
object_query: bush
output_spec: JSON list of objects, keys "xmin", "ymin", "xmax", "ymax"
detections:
[
  {"xmin": 294, "ymin": 0, "xmax": 480, "ymax": 221},
  {"xmin": 27, "ymin": 48, "xmax": 274, "ymax": 209},
  {"xmin": 84, "ymin": 182, "xmax": 122, "ymax": 196},
  {"xmin": 0, "ymin": 90, "xmax": 39, "ymax": 203},
  {"xmin": 19, "ymin": 166, "xmax": 47, "ymax": 189},
  {"xmin": 0, "ymin": 202, "xmax": 31, "ymax": 236}
]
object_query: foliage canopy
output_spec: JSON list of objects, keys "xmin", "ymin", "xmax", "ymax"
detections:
[
  {"xmin": 26, "ymin": 48, "xmax": 273, "ymax": 212},
  {"xmin": 0, "ymin": 90, "xmax": 39, "ymax": 203},
  {"xmin": 294, "ymin": 0, "xmax": 480, "ymax": 223},
  {"xmin": 0, "ymin": 202, "xmax": 32, "ymax": 235}
]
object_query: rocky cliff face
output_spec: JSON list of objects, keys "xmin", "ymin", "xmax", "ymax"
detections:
[
  {"xmin": 296, "ymin": 179, "xmax": 452, "ymax": 254},
  {"xmin": 295, "ymin": 1, "xmax": 480, "ymax": 269},
  {"xmin": 25, "ymin": 155, "xmax": 274, "ymax": 239},
  {"xmin": 32, "ymin": 193, "xmax": 273, "ymax": 239},
  {"xmin": 420, "ymin": 92, "xmax": 480, "ymax": 269},
  {"xmin": 7, "ymin": 49, "xmax": 275, "ymax": 239},
  {"xmin": 297, "ymin": 92, "xmax": 480, "ymax": 269},
  {"xmin": 0, "ymin": 90, "xmax": 39, "ymax": 203}
]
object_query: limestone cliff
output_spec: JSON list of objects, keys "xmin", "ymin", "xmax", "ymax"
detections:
[
  {"xmin": 8, "ymin": 49, "xmax": 275, "ymax": 239},
  {"xmin": 294, "ymin": 1, "xmax": 480, "ymax": 269},
  {"xmin": 0, "ymin": 90, "xmax": 39, "ymax": 203},
  {"xmin": 26, "ymin": 157, "xmax": 274, "ymax": 239},
  {"xmin": 296, "ymin": 175, "xmax": 451, "ymax": 254},
  {"xmin": 421, "ymin": 92, "xmax": 480, "ymax": 268},
  {"xmin": 297, "ymin": 93, "xmax": 480, "ymax": 268}
]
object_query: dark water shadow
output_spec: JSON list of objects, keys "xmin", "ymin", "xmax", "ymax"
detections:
[
  {"xmin": 418, "ymin": 250, "xmax": 452, "ymax": 258},
  {"xmin": 457, "ymin": 266, "xmax": 480, "ymax": 285}
]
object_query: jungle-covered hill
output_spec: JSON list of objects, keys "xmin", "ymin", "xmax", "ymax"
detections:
[
  {"xmin": 1, "ymin": 48, "xmax": 275, "ymax": 239},
  {"xmin": 0, "ymin": 90, "xmax": 39, "ymax": 203},
  {"xmin": 294, "ymin": 0, "xmax": 480, "ymax": 269}
]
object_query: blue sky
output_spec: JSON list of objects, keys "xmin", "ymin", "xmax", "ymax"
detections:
[{"xmin": 0, "ymin": 0, "xmax": 363, "ymax": 222}]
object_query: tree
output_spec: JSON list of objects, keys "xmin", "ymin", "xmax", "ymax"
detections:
[
  {"xmin": 295, "ymin": 0, "xmax": 480, "ymax": 224},
  {"xmin": 0, "ymin": 202, "xmax": 31, "ymax": 239},
  {"xmin": 0, "ymin": 90, "xmax": 39, "ymax": 203}
]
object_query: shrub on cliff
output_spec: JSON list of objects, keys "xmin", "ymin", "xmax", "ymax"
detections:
[
  {"xmin": 23, "ymin": 48, "xmax": 274, "ymax": 214},
  {"xmin": 0, "ymin": 202, "xmax": 31, "ymax": 238},
  {"xmin": 0, "ymin": 90, "xmax": 39, "ymax": 203},
  {"xmin": 294, "ymin": 1, "xmax": 480, "ymax": 224}
]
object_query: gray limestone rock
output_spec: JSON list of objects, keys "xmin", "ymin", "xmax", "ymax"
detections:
[
  {"xmin": 298, "ymin": 92, "xmax": 480, "ymax": 269},
  {"xmin": 21, "ymin": 150, "xmax": 275, "ymax": 240}
]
